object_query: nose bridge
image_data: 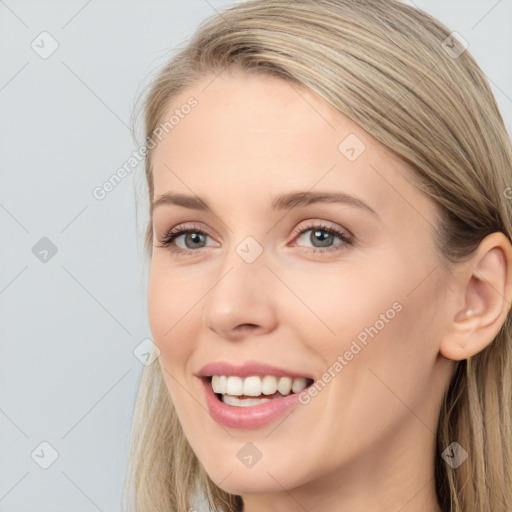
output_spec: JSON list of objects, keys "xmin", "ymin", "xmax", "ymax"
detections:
[
  {"xmin": 201, "ymin": 234, "xmax": 278, "ymax": 338},
  {"xmin": 214, "ymin": 230, "xmax": 269, "ymax": 287}
]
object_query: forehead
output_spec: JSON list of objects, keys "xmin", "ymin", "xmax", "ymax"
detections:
[{"xmin": 150, "ymin": 70, "xmax": 433, "ymax": 223}]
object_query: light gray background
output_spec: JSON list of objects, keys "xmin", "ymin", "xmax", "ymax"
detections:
[{"xmin": 0, "ymin": 1, "xmax": 511, "ymax": 511}]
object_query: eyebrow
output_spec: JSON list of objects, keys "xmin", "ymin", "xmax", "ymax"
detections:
[{"xmin": 152, "ymin": 191, "xmax": 378, "ymax": 217}]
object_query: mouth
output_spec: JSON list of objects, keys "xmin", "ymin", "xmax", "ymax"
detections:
[
  {"xmin": 197, "ymin": 361, "xmax": 316, "ymax": 428},
  {"xmin": 204, "ymin": 374, "xmax": 315, "ymax": 407}
]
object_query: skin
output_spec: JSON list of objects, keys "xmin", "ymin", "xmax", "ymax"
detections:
[{"xmin": 147, "ymin": 68, "xmax": 512, "ymax": 512}]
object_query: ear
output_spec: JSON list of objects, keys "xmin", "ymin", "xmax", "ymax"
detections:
[{"xmin": 439, "ymin": 232, "xmax": 512, "ymax": 361}]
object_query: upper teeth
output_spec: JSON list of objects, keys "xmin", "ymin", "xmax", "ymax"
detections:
[{"xmin": 211, "ymin": 375, "xmax": 309, "ymax": 396}]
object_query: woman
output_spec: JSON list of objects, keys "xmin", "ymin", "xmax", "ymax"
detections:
[{"xmin": 123, "ymin": 1, "xmax": 512, "ymax": 511}]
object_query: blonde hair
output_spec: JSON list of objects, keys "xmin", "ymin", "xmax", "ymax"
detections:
[{"xmin": 122, "ymin": 1, "xmax": 512, "ymax": 511}]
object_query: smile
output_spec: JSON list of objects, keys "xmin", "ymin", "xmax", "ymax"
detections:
[
  {"xmin": 211, "ymin": 375, "xmax": 312, "ymax": 407},
  {"xmin": 196, "ymin": 361, "xmax": 316, "ymax": 429}
]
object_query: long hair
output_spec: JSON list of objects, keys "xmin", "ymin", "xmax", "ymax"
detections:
[{"xmin": 122, "ymin": 1, "xmax": 512, "ymax": 510}]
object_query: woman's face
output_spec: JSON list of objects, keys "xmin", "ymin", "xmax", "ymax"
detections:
[{"xmin": 148, "ymin": 69, "xmax": 455, "ymax": 498}]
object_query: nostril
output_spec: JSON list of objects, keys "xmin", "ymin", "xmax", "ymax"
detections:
[{"xmin": 237, "ymin": 324, "xmax": 258, "ymax": 331}]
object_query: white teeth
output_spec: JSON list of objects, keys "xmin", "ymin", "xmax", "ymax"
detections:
[
  {"xmin": 211, "ymin": 375, "xmax": 221, "ymax": 393},
  {"xmin": 292, "ymin": 377, "xmax": 308, "ymax": 393},
  {"xmin": 243, "ymin": 376, "xmax": 262, "ymax": 396},
  {"xmin": 261, "ymin": 375, "xmax": 278, "ymax": 395},
  {"xmin": 277, "ymin": 376, "xmax": 292, "ymax": 395},
  {"xmin": 226, "ymin": 376, "xmax": 244, "ymax": 395},
  {"xmin": 210, "ymin": 374, "xmax": 310, "ymax": 397},
  {"xmin": 222, "ymin": 395, "xmax": 271, "ymax": 407}
]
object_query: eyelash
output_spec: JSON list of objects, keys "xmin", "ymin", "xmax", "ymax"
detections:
[{"xmin": 156, "ymin": 222, "xmax": 353, "ymax": 256}]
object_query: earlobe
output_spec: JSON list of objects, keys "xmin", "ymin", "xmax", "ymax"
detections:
[{"xmin": 439, "ymin": 232, "xmax": 512, "ymax": 362}]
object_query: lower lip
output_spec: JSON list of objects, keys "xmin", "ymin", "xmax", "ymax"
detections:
[{"xmin": 201, "ymin": 378, "xmax": 305, "ymax": 429}]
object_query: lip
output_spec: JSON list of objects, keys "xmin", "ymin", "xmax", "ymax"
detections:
[
  {"xmin": 197, "ymin": 360, "xmax": 314, "ymax": 380},
  {"xmin": 200, "ymin": 376, "xmax": 309, "ymax": 429},
  {"xmin": 196, "ymin": 360, "xmax": 314, "ymax": 429}
]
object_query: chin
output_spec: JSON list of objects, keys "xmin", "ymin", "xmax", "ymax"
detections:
[
  {"xmin": 208, "ymin": 470, "xmax": 292, "ymax": 495},
  {"xmin": 195, "ymin": 447, "xmax": 313, "ymax": 496}
]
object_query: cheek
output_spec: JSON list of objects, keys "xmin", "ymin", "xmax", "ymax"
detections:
[
  {"xmin": 147, "ymin": 267, "xmax": 217, "ymax": 454},
  {"xmin": 147, "ymin": 260, "xmax": 200, "ymax": 372},
  {"xmin": 147, "ymin": 266, "xmax": 203, "ymax": 428},
  {"xmin": 292, "ymin": 254, "xmax": 442, "ymax": 396},
  {"xmin": 320, "ymin": 262, "xmax": 446, "ymax": 427},
  {"xmin": 283, "ymin": 260, "xmax": 402, "ymax": 353}
]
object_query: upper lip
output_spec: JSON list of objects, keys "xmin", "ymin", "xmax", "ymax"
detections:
[{"xmin": 197, "ymin": 361, "xmax": 314, "ymax": 380}]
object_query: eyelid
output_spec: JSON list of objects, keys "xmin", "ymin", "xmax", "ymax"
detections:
[
  {"xmin": 158, "ymin": 222, "xmax": 218, "ymax": 243},
  {"xmin": 289, "ymin": 221, "xmax": 353, "ymax": 253},
  {"xmin": 156, "ymin": 219, "xmax": 354, "ymax": 256},
  {"xmin": 290, "ymin": 219, "xmax": 352, "ymax": 239},
  {"xmin": 155, "ymin": 222, "xmax": 218, "ymax": 254}
]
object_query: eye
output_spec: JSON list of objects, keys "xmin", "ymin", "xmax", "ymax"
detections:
[
  {"xmin": 155, "ymin": 221, "xmax": 353, "ymax": 256},
  {"xmin": 290, "ymin": 222, "xmax": 353, "ymax": 254},
  {"xmin": 155, "ymin": 223, "xmax": 217, "ymax": 255}
]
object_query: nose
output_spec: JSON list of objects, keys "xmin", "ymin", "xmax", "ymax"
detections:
[{"xmin": 202, "ymin": 251, "xmax": 279, "ymax": 341}]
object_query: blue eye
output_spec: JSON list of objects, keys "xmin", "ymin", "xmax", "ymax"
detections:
[
  {"xmin": 291, "ymin": 224, "xmax": 353, "ymax": 254},
  {"xmin": 156, "ymin": 222, "xmax": 353, "ymax": 256},
  {"xmin": 157, "ymin": 224, "xmax": 213, "ymax": 254}
]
